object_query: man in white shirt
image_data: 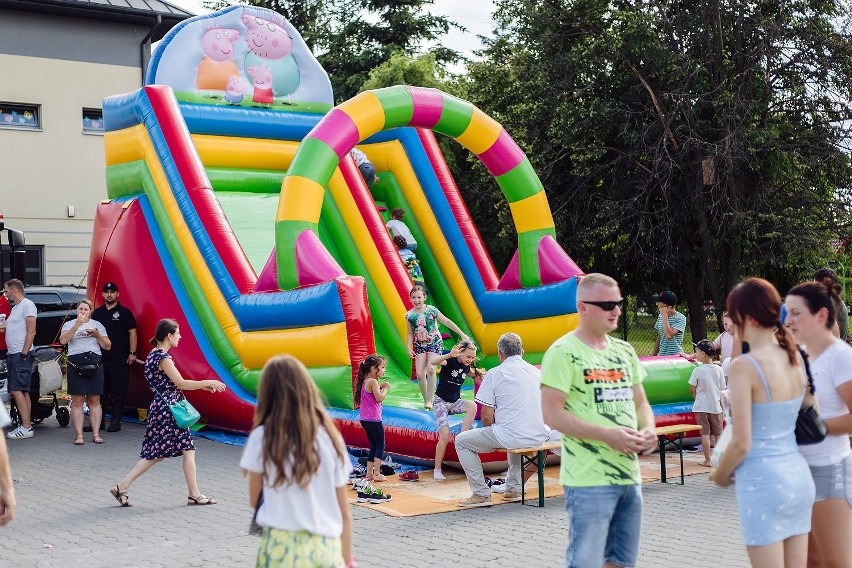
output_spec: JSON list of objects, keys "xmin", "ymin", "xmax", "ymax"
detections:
[
  {"xmin": 386, "ymin": 208, "xmax": 417, "ymax": 251},
  {"xmin": 1, "ymin": 279, "xmax": 37, "ymax": 439},
  {"xmin": 454, "ymin": 332, "xmax": 557, "ymax": 507}
]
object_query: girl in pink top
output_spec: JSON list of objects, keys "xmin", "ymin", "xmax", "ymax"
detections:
[{"xmin": 355, "ymin": 355, "xmax": 390, "ymax": 482}]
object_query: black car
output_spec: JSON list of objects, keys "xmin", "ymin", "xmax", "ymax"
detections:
[{"xmin": 24, "ymin": 285, "xmax": 86, "ymax": 347}]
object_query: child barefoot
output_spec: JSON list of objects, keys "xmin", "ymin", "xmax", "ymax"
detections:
[
  {"xmin": 405, "ymin": 285, "xmax": 468, "ymax": 410},
  {"xmin": 355, "ymin": 355, "xmax": 390, "ymax": 483},
  {"xmin": 689, "ymin": 339, "xmax": 726, "ymax": 467},
  {"xmin": 429, "ymin": 340, "xmax": 485, "ymax": 480}
]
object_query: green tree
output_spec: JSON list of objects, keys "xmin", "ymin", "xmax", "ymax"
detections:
[{"xmin": 460, "ymin": 0, "xmax": 852, "ymax": 339}]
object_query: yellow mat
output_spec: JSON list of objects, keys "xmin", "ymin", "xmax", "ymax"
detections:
[{"xmin": 351, "ymin": 451, "xmax": 711, "ymax": 517}]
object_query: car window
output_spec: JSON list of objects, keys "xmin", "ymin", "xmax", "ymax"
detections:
[{"xmin": 26, "ymin": 293, "xmax": 64, "ymax": 312}]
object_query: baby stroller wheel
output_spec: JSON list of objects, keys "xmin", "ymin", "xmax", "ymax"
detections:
[{"xmin": 56, "ymin": 407, "xmax": 70, "ymax": 427}]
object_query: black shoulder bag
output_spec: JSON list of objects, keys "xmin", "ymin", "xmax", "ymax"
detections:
[{"xmin": 795, "ymin": 347, "xmax": 828, "ymax": 446}]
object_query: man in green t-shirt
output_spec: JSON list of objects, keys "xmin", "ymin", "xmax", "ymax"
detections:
[{"xmin": 541, "ymin": 273, "xmax": 657, "ymax": 568}]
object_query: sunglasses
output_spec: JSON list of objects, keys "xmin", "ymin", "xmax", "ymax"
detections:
[{"xmin": 580, "ymin": 299, "xmax": 624, "ymax": 311}]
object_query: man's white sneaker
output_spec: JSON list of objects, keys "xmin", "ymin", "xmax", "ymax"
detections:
[{"xmin": 7, "ymin": 426, "xmax": 33, "ymax": 439}]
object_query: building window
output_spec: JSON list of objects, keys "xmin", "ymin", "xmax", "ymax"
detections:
[
  {"xmin": 82, "ymin": 108, "xmax": 104, "ymax": 135},
  {"xmin": 0, "ymin": 102, "xmax": 41, "ymax": 131},
  {"xmin": 0, "ymin": 245, "xmax": 44, "ymax": 285}
]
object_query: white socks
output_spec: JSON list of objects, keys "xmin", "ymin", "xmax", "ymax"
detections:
[{"xmin": 433, "ymin": 469, "xmax": 446, "ymax": 480}]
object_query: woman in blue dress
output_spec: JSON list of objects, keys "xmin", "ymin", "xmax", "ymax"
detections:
[
  {"xmin": 711, "ymin": 278, "xmax": 815, "ymax": 567},
  {"xmin": 109, "ymin": 319, "xmax": 226, "ymax": 507}
]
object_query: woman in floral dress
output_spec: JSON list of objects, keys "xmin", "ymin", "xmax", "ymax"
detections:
[{"xmin": 109, "ymin": 319, "xmax": 226, "ymax": 507}]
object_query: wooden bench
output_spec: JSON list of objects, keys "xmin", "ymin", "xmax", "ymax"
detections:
[
  {"xmin": 654, "ymin": 424, "xmax": 702, "ymax": 485},
  {"xmin": 498, "ymin": 441, "xmax": 562, "ymax": 507}
]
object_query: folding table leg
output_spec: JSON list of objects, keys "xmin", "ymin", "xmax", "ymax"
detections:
[{"xmin": 537, "ymin": 450, "xmax": 545, "ymax": 507}]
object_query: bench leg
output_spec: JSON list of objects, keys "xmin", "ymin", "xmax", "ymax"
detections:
[
  {"xmin": 658, "ymin": 435, "xmax": 667, "ymax": 483},
  {"xmin": 537, "ymin": 450, "xmax": 545, "ymax": 507},
  {"xmin": 678, "ymin": 433, "xmax": 685, "ymax": 485}
]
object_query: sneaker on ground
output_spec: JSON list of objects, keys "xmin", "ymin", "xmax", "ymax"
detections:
[
  {"xmin": 491, "ymin": 483, "xmax": 507, "ymax": 494},
  {"xmin": 382, "ymin": 455, "xmax": 401, "ymax": 469},
  {"xmin": 458, "ymin": 494, "xmax": 492, "ymax": 508},
  {"xmin": 352, "ymin": 479, "xmax": 371, "ymax": 492},
  {"xmin": 367, "ymin": 487, "xmax": 392, "ymax": 504},
  {"xmin": 399, "ymin": 471, "xmax": 420, "ymax": 481},
  {"xmin": 7, "ymin": 426, "xmax": 33, "ymax": 439},
  {"xmin": 502, "ymin": 490, "xmax": 522, "ymax": 502}
]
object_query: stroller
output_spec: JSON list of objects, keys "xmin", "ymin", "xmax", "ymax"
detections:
[{"xmin": 9, "ymin": 346, "xmax": 69, "ymax": 428}]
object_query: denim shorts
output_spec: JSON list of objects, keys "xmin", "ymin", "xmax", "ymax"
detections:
[
  {"xmin": 811, "ymin": 453, "xmax": 852, "ymax": 505},
  {"xmin": 7, "ymin": 352, "xmax": 33, "ymax": 392},
  {"xmin": 563, "ymin": 484, "xmax": 643, "ymax": 568}
]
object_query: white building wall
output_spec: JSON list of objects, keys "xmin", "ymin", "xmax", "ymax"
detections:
[{"xmin": 0, "ymin": 54, "xmax": 140, "ymax": 284}]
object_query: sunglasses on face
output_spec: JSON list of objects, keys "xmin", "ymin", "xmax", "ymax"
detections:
[{"xmin": 580, "ymin": 299, "xmax": 624, "ymax": 311}]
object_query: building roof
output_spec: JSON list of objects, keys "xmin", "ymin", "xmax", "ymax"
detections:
[{"xmin": 0, "ymin": 0, "xmax": 194, "ymax": 41}]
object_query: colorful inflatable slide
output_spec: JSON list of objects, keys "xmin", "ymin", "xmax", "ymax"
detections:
[{"xmin": 89, "ymin": 5, "xmax": 697, "ymax": 462}]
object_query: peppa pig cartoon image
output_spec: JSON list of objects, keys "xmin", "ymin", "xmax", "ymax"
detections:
[
  {"xmin": 224, "ymin": 75, "xmax": 251, "ymax": 105},
  {"xmin": 196, "ymin": 25, "xmax": 241, "ymax": 91},
  {"xmin": 247, "ymin": 65, "xmax": 274, "ymax": 105},
  {"xmin": 241, "ymin": 14, "xmax": 301, "ymax": 100}
]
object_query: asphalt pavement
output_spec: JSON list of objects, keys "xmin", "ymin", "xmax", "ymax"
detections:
[{"xmin": 0, "ymin": 416, "xmax": 749, "ymax": 567}]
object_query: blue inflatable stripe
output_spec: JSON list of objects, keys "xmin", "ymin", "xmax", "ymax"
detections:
[
  {"xmin": 138, "ymin": 196, "xmax": 257, "ymax": 405},
  {"xmin": 180, "ymin": 104, "xmax": 323, "ymax": 141},
  {"xmin": 230, "ymin": 285, "xmax": 344, "ymax": 330},
  {"xmin": 327, "ymin": 405, "xmax": 475, "ymax": 435},
  {"xmin": 103, "ymin": 90, "xmax": 145, "ymax": 132},
  {"xmin": 652, "ymin": 402, "xmax": 694, "ymax": 416}
]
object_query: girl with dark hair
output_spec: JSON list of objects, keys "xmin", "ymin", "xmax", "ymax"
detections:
[
  {"xmin": 240, "ymin": 355, "xmax": 355, "ymax": 568},
  {"xmin": 710, "ymin": 278, "xmax": 815, "ymax": 567},
  {"xmin": 110, "ymin": 319, "xmax": 226, "ymax": 507},
  {"xmin": 404, "ymin": 285, "xmax": 468, "ymax": 410},
  {"xmin": 812, "ymin": 267, "xmax": 848, "ymax": 340},
  {"xmin": 354, "ymin": 355, "xmax": 391, "ymax": 485},
  {"xmin": 688, "ymin": 339, "xmax": 725, "ymax": 467},
  {"xmin": 786, "ymin": 280, "xmax": 852, "ymax": 567}
]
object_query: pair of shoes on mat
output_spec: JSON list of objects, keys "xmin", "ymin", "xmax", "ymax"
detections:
[
  {"xmin": 352, "ymin": 478, "xmax": 371, "ymax": 492},
  {"xmin": 357, "ymin": 485, "xmax": 392, "ymax": 504},
  {"xmin": 458, "ymin": 494, "xmax": 492, "ymax": 508},
  {"xmin": 382, "ymin": 455, "xmax": 401, "ymax": 470},
  {"xmin": 399, "ymin": 471, "xmax": 419, "ymax": 481}
]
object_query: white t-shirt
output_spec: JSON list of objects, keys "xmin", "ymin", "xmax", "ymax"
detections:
[
  {"xmin": 798, "ymin": 339, "xmax": 852, "ymax": 467},
  {"xmin": 61, "ymin": 320, "xmax": 108, "ymax": 356},
  {"xmin": 713, "ymin": 331, "xmax": 734, "ymax": 362},
  {"xmin": 688, "ymin": 364, "xmax": 725, "ymax": 413},
  {"xmin": 350, "ymin": 148, "xmax": 370, "ymax": 167},
  {"xmin": 474, "ymin": 356, "xmax": 552, "ymax": 448},
  {"xmin": 239, "ymin": 425, "xmax": 349, "ymax": 538},
  {"xmin": 5, "ymin": 297, "xmax": 36, "ymax": 354},
  {"xmin": 386, "ymin": 219, "xmax": 416, "ymax": 248}
]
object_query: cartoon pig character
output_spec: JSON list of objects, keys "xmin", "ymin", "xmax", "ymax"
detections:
[
  {"xmin": 224, "ymin": 76, "xmax": 250, "ymax": 105},
  {"xmin": 196, "ymin": 26, "xmax": 241, "ymax": 91},
  {"xmin": 247, "ymin": 65, "xmax": 274, "ymax": 105},
  {"xmin": 241, "ymin": 14, "xmax": 301, "ymax": 99}
]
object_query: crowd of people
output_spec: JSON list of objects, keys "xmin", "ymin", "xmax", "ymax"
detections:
[{"xmin": 2, "ymin": 253, "xmax": 852, "ymax": 568}]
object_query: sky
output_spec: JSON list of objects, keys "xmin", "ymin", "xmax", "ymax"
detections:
[{"xmin": 166, "ymin": 0, "xmax": 495, "ymax": 59}]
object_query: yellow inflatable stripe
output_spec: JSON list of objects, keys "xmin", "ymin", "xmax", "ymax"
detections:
[
  {"xmin": 327, "ymin": 170, "xmax": 410, "ymax": 339},
  {"xmin": 508, "ymin": 191, "xmax": 556, "ymax": 234},
  {"xmin": 278, "ymin": 176, "xmax": 325, "ymax": 223},
  {"xmin": 107, "ymin": 129, "xmax": 351, "ymax": 367},
  {"xmin": 193, "ymin": 134, "xmax": 296, "ymax": 169},
  {"xmin": 455, "ymin": 108, "xmax": 502, "ymax": 155},
  {"xmin": 105, "ymin": 126, "xmax": 147, "ymax": 166},
  {"xmin": 338, "ymin": 92, "xmax": 385, "ymax": 142}
]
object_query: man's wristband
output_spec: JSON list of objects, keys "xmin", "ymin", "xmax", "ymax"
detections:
[{"xmin": 129, "ymin": 351, "xmax": 136, "ymax": 356}]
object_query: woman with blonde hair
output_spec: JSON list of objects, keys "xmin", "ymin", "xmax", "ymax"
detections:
[
  {"xmin": 59, "ymin": 298, "xmax": 111, "ymax": 445},
  {"xmin": 240, "ymin": 355, "xmax": 355, "ymax": 568},
  {"xmin": 710, "ymin": 277, "xmax": 815, "ymax": 567},
  {"xmin": 786, "ymin": 280, "xmax": 852, "ymax": 567}
]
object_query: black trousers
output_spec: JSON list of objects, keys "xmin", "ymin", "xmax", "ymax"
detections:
[
  {"xmin": 360, "ymin": 420, "xmax": 385, "ymax": 462},
  {"xmin": 101, "ymin": 359, "xmax": 130, "ymax": 414}
]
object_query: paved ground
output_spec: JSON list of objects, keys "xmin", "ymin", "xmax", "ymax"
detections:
[{"xmin": 0, "ymin": 418, "xmax": 749, "ymax": 567}]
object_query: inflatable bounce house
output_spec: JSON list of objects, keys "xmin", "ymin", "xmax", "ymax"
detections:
[{"xmin": 89, "ymin": 5, "xmax": 698, "ymax": 463}]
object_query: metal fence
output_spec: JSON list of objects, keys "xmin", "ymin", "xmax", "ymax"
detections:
[{"xmin": 615, "ymin": 296, "xmax": 723, "ymax": 357}]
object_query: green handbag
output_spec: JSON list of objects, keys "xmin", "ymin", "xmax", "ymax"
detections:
[{"xmin": 150, "ymin": 384, "xmax": 201, "ymax": 429}]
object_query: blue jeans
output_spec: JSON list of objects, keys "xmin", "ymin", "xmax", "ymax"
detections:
[{"xmin": 563, "ymin": 484, "xmax": 643, "ymax": 568}]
